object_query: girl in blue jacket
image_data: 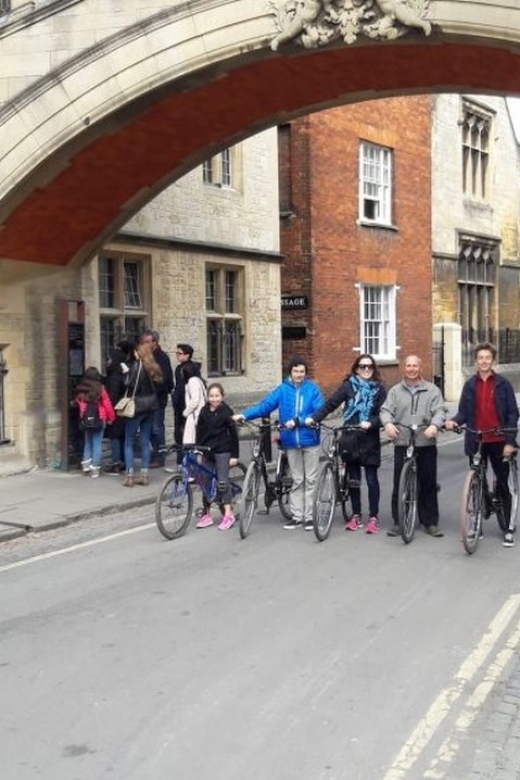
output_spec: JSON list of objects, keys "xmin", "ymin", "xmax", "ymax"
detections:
[{"xmin": 234, "ymin": 356, "xmax": 324, "ymax": 531}]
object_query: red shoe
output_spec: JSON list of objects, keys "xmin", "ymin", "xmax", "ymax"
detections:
[{"xmin": 345, "ymin": 514, "xmax": 362, "ymax": 531}]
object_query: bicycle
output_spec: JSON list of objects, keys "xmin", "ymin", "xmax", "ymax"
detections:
[
  {"xmin": 458, "ymin": 427, "xmax": 519, "ymax": 555},
  {"xmin": 393, "ymin": 423, "xmax": 434, "ymax": 544},
  {"xmin": 155, "ymin": 444, "xmax": 246, "ymax": 540},
  {"xmin": 312, "ymin": 423, "xmax": 363, "ymax": 542},
  {"xmin": 237, "ymin": 420, "xmax": 292, "ymax": 539}
]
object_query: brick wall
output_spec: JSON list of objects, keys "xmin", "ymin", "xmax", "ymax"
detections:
[{"xmin": 280, "ymin": 96, "xmax": 433, "ymax": 395}]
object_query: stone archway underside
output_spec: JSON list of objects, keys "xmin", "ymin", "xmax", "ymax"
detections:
[{"xmin": 3, "ymin": 40, "xmax": 520, "ymax": 267}]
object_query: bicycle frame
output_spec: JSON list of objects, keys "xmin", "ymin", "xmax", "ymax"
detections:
[{"xmin": 393, "ymin": 423, "xmax": 430, "ymax": 544}]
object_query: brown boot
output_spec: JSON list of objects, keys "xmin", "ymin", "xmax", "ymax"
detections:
[
  {"xmin": 122, "ymin": 474, "xmax": 134, "ymax": 487},
  {"xmin": 134, "ymin": 474, "xmax": 149, "ymax": 486}
]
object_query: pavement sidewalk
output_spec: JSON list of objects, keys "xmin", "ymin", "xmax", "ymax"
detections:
[{"xmin": 0, "ymin": 465, "xmax": 161, "ymax": 543}]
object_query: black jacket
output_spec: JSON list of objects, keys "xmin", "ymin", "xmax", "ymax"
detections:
[
  {"xmin": 196, "ymin": 402, "xmax": 239, "ymax": 459},
  {"xmin": 153, "ymin": 347, "xmax": 174, "ymax": 407},
  {"xmin": 313, "ymin": 378, "xmax": 386, "ymax": 466},
  {"xmin": 450, "ymin": 372, "xmax": 519, "ymax": 456}
]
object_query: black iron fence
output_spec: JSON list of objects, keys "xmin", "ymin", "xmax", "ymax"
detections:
[{"xmin": 498, "ymin": 328, "xmax": 520, "ymax": 364}]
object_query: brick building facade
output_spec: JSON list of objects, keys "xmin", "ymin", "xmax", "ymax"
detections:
[{"xmin": 279, "ymin": 96, "xmax": 433, "ymax": 394}]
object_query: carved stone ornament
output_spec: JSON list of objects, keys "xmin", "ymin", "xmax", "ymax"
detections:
[{"xmin": 269, "ymin": 0, "xmax": 432, "ymax": 50}]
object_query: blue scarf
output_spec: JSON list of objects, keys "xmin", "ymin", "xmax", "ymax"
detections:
[{"xmin": 342, "ymin": 375, "xmax": 379, "ymax": 423}]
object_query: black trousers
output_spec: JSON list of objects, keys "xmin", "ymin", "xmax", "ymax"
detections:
[
  {"xmin": 479, "ymin": 442, "xmax": 512, "ymax": 526},
  {"xmin": 391, "ymin": 446, "xmax": 439, "ymax": 527}
]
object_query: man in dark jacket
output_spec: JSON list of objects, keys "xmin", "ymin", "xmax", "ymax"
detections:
[
  {"xmin": 446, "ymin": 342, "xmax": 519, "ymax": 547},
  {"xmin": 141, "ymin": 330, "xmax": 174, "ymax": 467}
]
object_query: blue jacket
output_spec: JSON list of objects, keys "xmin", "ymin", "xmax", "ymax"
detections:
[
  {"xmin": 243, "ymin": 377, "xmax": 324, "ymax": 449},
  {"xmin": 450, "ymin": 373, "xmax": 519, "ymax": 456}
]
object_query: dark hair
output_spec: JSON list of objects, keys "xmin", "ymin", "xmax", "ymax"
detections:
[
  {"xmin": 350, "ymin": 353, "xmax": 382, "ymax": 383},
  {"xmin": 287, "ymin": 355, "xmax": 308, "ymax": 373},
  {"xmin": 182, "ymin": 361, "xmax": 202, "ymax": 381},
  {"xmin": 474, "ymin": 342, "xmax": 497, "ymax": 360},
  {"xmin": 75, "ymin": 366, "xmax": 102, "ymax": 403},
  {"xmin": 177, "ymin": 343, "xmax": 194, "ymax": 359},
  {"xmin": 207, "ymin": 382, "xmax": 225, "ymax": 396}
]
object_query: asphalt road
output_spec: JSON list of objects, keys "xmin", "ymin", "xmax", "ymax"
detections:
[{"xmin": 1, "ymin": 435, "xmax": 520, "ymax": 780}]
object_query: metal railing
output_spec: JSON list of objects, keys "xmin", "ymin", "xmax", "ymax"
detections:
[{"xmin": 0, "ymin": 351, "xmax": 10, "ymax": 444}]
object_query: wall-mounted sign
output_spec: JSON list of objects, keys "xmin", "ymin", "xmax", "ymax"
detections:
[{"xmin": 281, "ymin": 295, "xmax": 309, "ymax": 310}]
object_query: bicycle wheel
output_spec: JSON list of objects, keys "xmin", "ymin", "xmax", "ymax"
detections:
[
  {"xmin": 313, "ymin": 463, "xmax": 336, "ymax": 542},
  {"xmin": 239, "ymin": 462, "xmax": 260, "ymax": 539},
  {"xmin": 508, "ymin": 458, "xmax": 519, "ymax": 532},
  {"xmin": 460, "ymin": 470, "xmax": 482, "ymax": 555},
  {"xmin": 277, "ymin": 454, "xmax": 292, "ymax": 521},
  {"xmin": 155, "ymin": 474, "xmax": 193, "ymax": 540},
  {"xmin": 398, "ymin": 459, "xmax": 417, "ymax": 544}
]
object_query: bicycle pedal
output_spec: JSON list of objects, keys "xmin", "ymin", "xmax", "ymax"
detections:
[
  {"xmin": 346, "ymin": 479, "xmax": 361, "ymax": 488},
  {"xmin": 281, "ymin": 477, "xmax": 293, "ymax": 488}
]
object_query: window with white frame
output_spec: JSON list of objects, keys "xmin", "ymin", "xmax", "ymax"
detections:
[
  {"xmin": 98, "ymin": 253, "xmax": 150, "ymax": 360},
  {"xmin": 461, "ymin": 102, "xmax": 492, "ymax": 201},
  {"xmin": 206, "ymin": 266, "xmax": 244, "ymax": 375},
  {"xmin": 359, "ymin": 142, "xmax": 393, "ymax": 225},
  {"xmin": 359, "ymin": 284, "xmax": 396, "ymax": 360},
  {"xmin": 203, "ymin": 147, "xmax": 235, "ymax": 189}
]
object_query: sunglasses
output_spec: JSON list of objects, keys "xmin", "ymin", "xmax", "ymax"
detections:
[{"xmin": 358, "ymin": 363, "xmax": 374, "ymax": 369}]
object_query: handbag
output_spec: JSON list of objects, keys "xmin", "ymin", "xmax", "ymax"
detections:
[
  {"xmin": 114, "ymin": 396, "xmax": 135, "ymax": 418},
  {"xmin": 115, "ymin": 362, "xmax": 141, "ymax": 419},
  {"xmin": 340, "ymin": 429, "xmax": 361, "ymax": 463}
]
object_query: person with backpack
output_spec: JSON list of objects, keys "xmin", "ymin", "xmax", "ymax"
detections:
[
  {"xmin": 306, "ymin": 354, "xmax": 387, "ymax": 534},
  {"xmin": 74, "ymin": 366, "xmax": 116, "ymax": 478}
]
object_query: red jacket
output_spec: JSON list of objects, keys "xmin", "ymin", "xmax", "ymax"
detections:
[{"xmin": 77, "ymin": 386, "xmax": 116, "ymax": 425}]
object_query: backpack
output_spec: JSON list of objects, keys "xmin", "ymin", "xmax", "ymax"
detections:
[{"xmin": 80, "ymin": 400, "xmax": 102, "ymax": 431}]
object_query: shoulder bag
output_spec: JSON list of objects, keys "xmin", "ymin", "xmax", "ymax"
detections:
[{"xmin": 114, "ymin": 362, "xmax": 141, "ymax": 418}]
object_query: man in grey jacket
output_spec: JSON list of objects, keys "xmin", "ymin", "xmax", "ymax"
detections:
[{"xmin": 380, "ymin": 355, "xmax": 447, "ymax": 537}]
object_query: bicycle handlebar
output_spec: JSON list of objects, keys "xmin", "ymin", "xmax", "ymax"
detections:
[{"xmin": 452, "ymin": 425, "xmax": 518, "ymax": 437}]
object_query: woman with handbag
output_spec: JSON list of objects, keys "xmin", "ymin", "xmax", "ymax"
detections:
[
  {"xmin": 307, "ymin": 354, "xmax": 386, "ymax": 534},
  {"xmin": 122, "ymin": 341, "xmax": 163, "ymax": 487}
]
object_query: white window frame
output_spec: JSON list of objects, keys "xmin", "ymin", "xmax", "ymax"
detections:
[
  {"xmin": 202, "ymin": 147, "xmax": 236, "ymax": 189},
  {"xmin": 358, "ymin": 142, "xmax": 393, "ymax": 226},
  {"xmin": 359, "ymin": 284, "xmax": 397, "ymax": 360}
]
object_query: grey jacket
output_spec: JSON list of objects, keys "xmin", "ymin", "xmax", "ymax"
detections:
[{"xmin": 380, "ymin": 379, "xmax": 447, "ymax": 447}]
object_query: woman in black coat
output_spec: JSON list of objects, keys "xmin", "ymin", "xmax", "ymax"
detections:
[{"xmin": 309, "ymin": 354, "xmax": 386, "ymax": 534}]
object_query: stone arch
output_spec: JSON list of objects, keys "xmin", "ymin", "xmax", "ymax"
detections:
[{"xmin": 1, "ymin": 0, "xmax": 520, "ymax": 265}]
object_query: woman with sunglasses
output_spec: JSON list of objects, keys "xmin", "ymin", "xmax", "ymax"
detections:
[{"xmin": 307, "ymin": 354, "xmax": 386, "ymax": 534}]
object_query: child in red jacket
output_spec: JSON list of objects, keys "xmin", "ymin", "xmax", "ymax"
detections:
[{"xmin": 74, "ymin": 366, "xmax": 115, "ymax": 477}]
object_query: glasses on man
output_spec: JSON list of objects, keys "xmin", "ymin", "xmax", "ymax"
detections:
[{"xmin": 358, "ymin": 363, "xmax": 374, "ymax": 370}]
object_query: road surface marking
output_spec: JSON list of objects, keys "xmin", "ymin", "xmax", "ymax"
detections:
[
  {"xmin": 382, "ymin": 594, "xmax": 520, "ymax": 780},
  {"xmin": 0, "ymin": 522, "xmax": 155, "ymax": 572},
  {"xmin": 424, "ymin": 615, "xmax": 520, "ymax": 778}
]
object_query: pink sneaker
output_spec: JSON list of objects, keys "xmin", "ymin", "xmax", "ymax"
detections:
[
  {"xmin": 345, "ymin": 514, "xmax": 362, "ymax": 531},
  {"xmin": 366, "ymin": 516, "xmax": 380, "ymax": 534},
  {"xmin": 196, "ymin": 513, "xmax": 214, "ymax": 529},
  {"xmin": 218, "ymin": 514, "xmax": 235, "ymax": 531}
]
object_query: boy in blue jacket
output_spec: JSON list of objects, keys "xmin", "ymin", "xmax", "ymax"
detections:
[{"xmin": 234, "ymin": 356, "xmax": 324, "ymax": 530}]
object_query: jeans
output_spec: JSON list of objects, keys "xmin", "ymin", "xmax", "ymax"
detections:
[
  {"xmin": 110, "ymin": 437, "xmax": 125, "ymax": 465},
  {"xmin": 287, "ymin": 446, "xmax": 321, "ymax": 524},
  {"xmin": 124, "ymin": 414, "xmax": 153, "ymax": 474},
  {"xmin": 151, "ymin": 405, "xmax": 166, "ymax": 464},
  {"xmin": 480, "ymin": 442, "xmax": 512, "ymax": 525},
  {"xmin": 82, "ymin": 425, "xmax": 105, "ymax": 468},
  {"xmin": 348, "ymin": 463, "xmax": 380, "ymax": 517},
  {"xmin": 202, "ymin": 452, "xmax": 233, "ymax": 509}
]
